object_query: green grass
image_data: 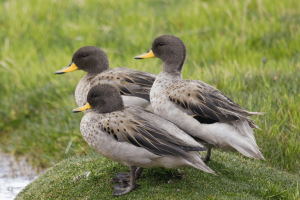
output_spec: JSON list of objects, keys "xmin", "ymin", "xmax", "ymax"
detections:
[
  {"xmin": 17, "ymin": 151, "xmax": 300, "ymax": 199},
  {"xmin": 0, "ymin": 0, "xmax": 299, "ymax": 175}
]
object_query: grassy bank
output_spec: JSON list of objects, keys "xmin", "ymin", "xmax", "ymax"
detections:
[
  {"xmin": 17, "ymin": 151, "xmax": 300, "ymax": 199},
  {"xmin": 0, "ymin": 0, "xmax": 299, "ymax": 174}
]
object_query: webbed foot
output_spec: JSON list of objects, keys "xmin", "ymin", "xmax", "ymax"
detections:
[
  {"xmin": 113, "ymin": 181, "xmax": 135, "ymax": 196},
  {"xmin": 112, "ymin": 166, "xmax": 137, "ymax": 196}
]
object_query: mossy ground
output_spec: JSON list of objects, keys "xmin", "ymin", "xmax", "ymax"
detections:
[{"xmin": 17, "ymin": 151, "xmax": 299, "ymax": 199}]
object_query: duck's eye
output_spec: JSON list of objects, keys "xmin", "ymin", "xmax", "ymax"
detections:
[
  {"xmin": 82, "ymin": 54, "xmax": 88, "ymax": 57},
  {"xmin": 159, "ymin": 42, "xmax": 165, "ymax": 46},
  {"xmin": 91, "ymin": 94, "xmax": 98, "ymax": 98}
]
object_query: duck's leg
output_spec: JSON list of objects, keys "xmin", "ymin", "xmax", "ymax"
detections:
[
  {"xmin": 135, "ymin": 167, "xmax": 143, "ymax": 178},
  {"xmin": 109, "ymin": 167, "xmax": 143, "ymax": 183},
  {"xmin": 202, "ymin": 148, "xmax": 212, "ymax": 162},
  {"xmin": 113, "ymin": 166, "xmax": 136, "ymax": 196}
]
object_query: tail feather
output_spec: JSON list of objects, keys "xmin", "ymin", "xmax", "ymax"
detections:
[
  {"xmin": 232, "ymin": 142, "xmax": 265, "ymax": 160},
  {"xmin": 204, "ymin": 121, "xmax": 265, "ymax": 160},
  {"xmin": 186, "ymin": 152, "xmax": 215, "ymax": 174},
  {"xmin": 230, "ymin": 121, "xmax": 265, "ymax": 160}
]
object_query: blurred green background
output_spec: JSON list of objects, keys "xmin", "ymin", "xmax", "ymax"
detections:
[{"xmin": 0, "ymin": 0, "xmax": 299, "ymax": 176}]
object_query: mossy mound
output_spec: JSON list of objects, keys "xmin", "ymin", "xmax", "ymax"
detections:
[{"xmin": 17, "ymin": 151, "xmax": 299, "ymax": 199}]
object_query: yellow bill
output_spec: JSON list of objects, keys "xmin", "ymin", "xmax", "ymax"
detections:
[
  {"xmin": 134, "ymin": 50, "xmax": 155, "ymax": 59},
  {"xmin": 55, "ymin": 62, "xmax": 78, "ymax": 74},
  {"xmin": 72, "ymin": 102, "xmax": 92, "ymax": 113}
]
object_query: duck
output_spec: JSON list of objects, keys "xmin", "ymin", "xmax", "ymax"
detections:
[
  {"xmin": 72, "ymin": 84, "xmax": 214, "ymax": 196},
  {"xmin": 55, "ymin": 46, "xmax": 156, "ymax": 111},
  {"xmin": 134, "ymin": 35, "xmax": 265, "ymax": 161}
]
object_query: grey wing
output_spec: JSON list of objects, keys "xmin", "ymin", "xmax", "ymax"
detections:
[
  {"xmin": 126, "ymin": 106, "xmax": 206, "ymax": 149},
  {"xmin": 168, "ymin": 80, "xmax": 262, "ymax": 128},
  {"xmin": 100, "ymin": 111, "xmax": 205, "ymax": 158}
]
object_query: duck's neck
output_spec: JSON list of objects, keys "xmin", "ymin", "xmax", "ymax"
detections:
[
  {"xmin": 86, "ymin": 64, "xmax": 109, "ymax": 77},
  {"xmin": 86, "ymin": 72, "xmax": 98, "ymax": 78},
  {"xmin": 159, "ymin": 62, "xmax": 183, "ymax": 84},
  {"xmin": 162, "ymin": 61, "xmax": 184, "ymax": 76},
  {"xmin": 152, "ymin": 64, "xmax": 183, "ymax": 93},
  {"xmin": 150, "ymin": 65, "xmax": 182, "ymax": 109}
]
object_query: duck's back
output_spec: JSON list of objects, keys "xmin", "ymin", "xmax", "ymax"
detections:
[
  {"xmin": 93, "ymin": 67, "xmax": 156, "ymax": 110},
  {"xmin": 92, "ymin": 67, "xmax": 156, "ymax": 99}
]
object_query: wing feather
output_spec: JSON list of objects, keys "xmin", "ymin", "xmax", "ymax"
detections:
[
  {"xmin": 168, "ymin": 80, "xmax": 261, "ymax": 127},
  {"xmin": 98, "ymin": 111, "xmax": 205, "ymax": 158},
  {"xmin": 91, "ymin": 67, "xmax": 156, "ymax": 101}
]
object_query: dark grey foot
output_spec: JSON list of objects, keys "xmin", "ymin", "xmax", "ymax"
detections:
[
  {"xmin": 109, "ymin": 172, "xmax": 130, "ymax": 183},
  {"xmin": 113, "ymin": 181, "xmax": 135, "ymax": 196},
  {"xmin": 202, "ymin": 148, "xmax": 212, "ymax": 162},
  {"xmin": 112, "ymin": 166, "xmax": 137, "ymax": 196},
  {"xmin": 110, "ymin": 167, "xmax": 144, "ymax": 183}
]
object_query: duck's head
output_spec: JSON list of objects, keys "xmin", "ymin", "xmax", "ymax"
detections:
[
  {"xmin": 135, "ymin": 35, "xmax": 186, "ymax": 73},
  {"xmin": 72, "ymin": 84, "xmax": 124, "ymax": 114},
  {"xmin": 55, "ymin": 46, "xmax": 109, "ymax": 75}
]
